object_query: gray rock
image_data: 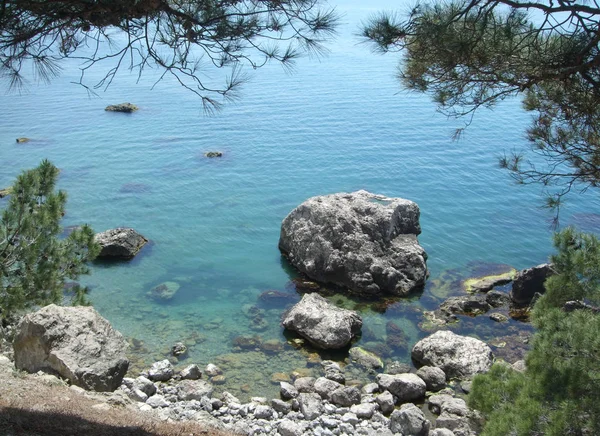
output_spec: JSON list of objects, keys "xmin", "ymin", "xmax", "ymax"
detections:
[
  {"xmin": 147, "ymin": 360, "xmax": 174, "ymax": 382},
  {"xmin": 13, "ymin": 304, "xmax": 128, "ymax": 392},
  {"xmin": 341, "ymin": 412, "xmax": 360, "ymax": 425},
  {"xmin": 510, "ymin": 263, "xmax": 554, "ymax": 305},
  {"xmin": 280, "ymin": 381, "xmax": 299, "ymax": 400},
  {"xmin": 512, "ymin": 360, "xmax": 526, "ymax": 372},
  {"xmin": 180, "ymin": 364, "xmax": 202, "ymax": 380},
  {"xmin": 350, "ymin": 402, "xmax": 378, "ymax": 419},
  {"xmin": 331, "ymin": 386, "xmax": 362, "ymax": 407},
  {"xmin": 254, "ymin": 405, "xmax": 274, "ymax": 419},
  {"xmin": 430, "ymin": 429, "xmax": 456, "ymax": 436},
  {"xmin": 298, "ymin": 392, "xmax": 324, "ymax": 420},
  {"xmin": 221, "ymin": 391, "xmax": 241, "ymax": 405},
  {"xmin": 294, "ymin": 376, "xmax": 316, "ymax": 393},
  {"xmin": 278, "ymin": 419, "xmax": 307, "ymax": 436},
  {"xmin": 94, "ymin": 227, "xmax": 148, "ymax": 259},
  {"xmin": 279, "ymin": 190, "xmax": 427, "ymax": 297},
  {"xmin": 428, "ymin": 394, "xmax": 468, "ymax": 417},
  {"xmin": 376, "ymin": 390, "xmax": 395, "ymax": 415},
  {"xmin": 314, "ymin": 376, "xmax": 343, "ymax": 401},
  {"xmin": 436, "ymin": 411, "xmax": 472, "ymax": 433},
  {"xmin": 489, "ymin": 312, "xmax": 508, "ymax": 322},
  {"xmin": 171, "ymin": 342, "xmax": 187, "ymax": 357},
  {"xmin": 127, "ymin": 376, "xmax": 156, "ymax": 397},
  {"xmin": 349, "ymin": 347, "xmax": 384, "ymax": 370},
  {"xmin": 148, "ymin": 281, "xmax": 180, "ymax": 302},
  {"xmin": 460, "ymin": 381, "xmax": 472, "ymax": 393},
  {"xmin": 271, "ymin": 398, "xmax": 292, "ymax": 414},
  {"xmin": 282, "ymin": 293, "xmax": 362, "ymax": 349},
  {"xmin": 412, "ymin": 330, "xmax": 494, "ymax": 379},
  {"xmin": 322, "ymin": 360, "xmax": 346, "ymax": 383},
  {"xmin": 416, "ymin": 366, "xmax": 446, "ymax": 391},
  {"xmin": 204, "ymin": 363, "xmax": 222, "ymax": 377},
  {"xmin": 376, "ymin": 373, "xmax": 426, "ymax": 403},
  {"xmin": 389, "ymin": 403, "xmax": 430, "ymax": 436},
  {"xmin": 362, "ymin": 382, "xmax": 380, "ymax": 394},
  {"xmin": 205, "ymin": 151, "xmax": 223, "ymax": 158},
  {"xmin": 176, "ymin": 379, "xmax": 213, "ymax": 401},
  {"xmin": 105, "ymin": 102, "xmax": 138, "ymax": 112},
  {"xmin": 146, "ymin": 394, "xmax": 170, "ymax": 408}
]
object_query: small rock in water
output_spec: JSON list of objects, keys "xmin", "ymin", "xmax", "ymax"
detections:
[
  {"xmin": 148, "ymin": 281, "xmax": 180, "ymax": 302},
  {"xmin": 205, "ymin": 151, "xmax": 223, "ymax": 158},
  {"xmin": 16, "ymin": 137, "xmax": 30, "ymax": 143},
  {"xmin": 205, "ymin": 363, "xmax": 222, "ymax": 377},
  {"xmin": 180, "ymin": 364, "xmax": 202, "ymax": 380},
  {"xmin": 171, "ymin": 342, "xmax": 187, "ymax": 357},
  {"xmin": 489, "ymin": 312, "xmax": 508, "ymax": 322},
  {"xmin": 105, "ymin": 102, "xmax": 138, "ymax": 112}
]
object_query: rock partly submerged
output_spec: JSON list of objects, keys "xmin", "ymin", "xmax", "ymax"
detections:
[
  {"xmin": 279, "ymin": 190, "xmax": 428, "ymax": 297},
  {"xmin": 412, "ymin": 330, "xmax": 494, "ymax": 379},
  {"xmin": 510, "ymin": 263, "xmax": 554, "ymax": 305},
  {"xmin": 13, "ymin": 304, "xmax": 129, "ymax": 392},
  {"xmin": 95, "ymin": 227, "xmax": 148, "ymax": 259},
  {"xmin": 281, "ymin": 293, "xmax": 362, "ymax": 349}
]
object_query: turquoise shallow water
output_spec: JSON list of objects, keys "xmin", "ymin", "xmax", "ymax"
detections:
[{"xmin": 2, "ymin": 1, "xmax": 600, "ymax": 400}]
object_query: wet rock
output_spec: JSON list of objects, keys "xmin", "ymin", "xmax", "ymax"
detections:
[
  {"xmin": 211, "ymin": 375, "xmax": 226, "ymax": 385},
  {"xmin": 389, "ymin": 403, "xmax": 431, "ymax": 436},
  {"xmin": 180, "ymin": 364, "xmax": 202, "ymax": 380},
  {"xmin": 376, "ymin": 373, "xmax": 426, "ymax": 403},
  {"xmin": 282, "ymin": 293, "xmax": 362, "ymax": 349},
  {"xmin": 147, "ymin": 360, "xmax": 174, "ymax": 382},
  {"xmin": 204, "ymin": 151, "xmax": 223, "ymax": 158},
  {"xmin": 486, "ymin": 290, "xmax": 510, "ymax": 307},
  {"xmin": 416, "ymin": 366, "xmax": 446, "ymax": 392},
  {"xmin": 232, "ymin": 335, "xmax": 261, "ymax": 349},
  {"xmin": 105, "ymin": 103, "xmax": 138, "ymax": 112},
  {"xmin": 16, "ymin": 137, "xmax": 30, "ymax": 143},
  {"xmin": 95, "ymin": 227, "xmax": 148, "ymax": 259},
  {"xmin": 439, "ymin": 295, "xmax": 491, "ymax": 316},
  {"xmin": 349, "ymin": 346, "xmax": 384, "ymax": 370},
  {"xmin": 279, "ymin": 190, "xmax": 427, "ymax": 297},
  {"xmin": 376, "ymin": 390, "xmax": 395, "ymax": 414},
  {"xmin": 412, "ymin": 330, "xmax": 494, "ymax": 379},
  {"xmin": 13, "ymin": 304, "xmax": 129, "ymax": 392},
  {"xmin": 171, "ymin": 342, "xmax": 187, "ymax": 357},
  {"xmin": 489, "ymin": 312, "xmax": 508, "ymax": 322},
  {"xmin": 204, "ymin": 363, "xmax": 222, "ymax": 377},
  {"xmin": 462, "ymin": 269, "xmax": 516, "ymax": 293},
  {"xmin": 510, "ymin": 263, "xmax": 554, "ymax": 305},
  {"xmin": 0, "ymin": 187, "xmax": 12, "ymax": 198}
]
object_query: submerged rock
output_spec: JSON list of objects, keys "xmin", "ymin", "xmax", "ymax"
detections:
[
  {"xmin": 462, "ymin": 268, "xmax": 516, "ymax": 293},
  {"xmin": 13, "ymin": 304, "xmax": 129, "ymax": 392},
  {"xmin": 439, "ymin": 295, "xmax": 492, "ymax": 317},
  {"xmin": 510, "ymin": 263, "xmax": 554, "ymax": 305},
  {"xmin": 412, "ymin": 330, "xmax": 494, "ymax": 379},
  {"xmin": 279, "ymin": 190, "xmax": 427, "ymax": 297},
  {"xmin": 95, "ymin": 227, "xmax": 148, "ymax": 259},
  {"xmin": 281, "ymin": 293, "xmax": 362, "ymax": 349},
  {"xmin": 205, "ymin": 151, "xmax": 223, "ymax": 158},
  {"xmin": 349, "ymin": 346, "xmax": 384, "ymax": 370},
  {"xmin": 148, "ymin": 281, "xmax": 180, "ymax": 301},
  {"xmin": 16, "ymin": 137, "xmax": 30, "ymax": 143},
  {"xmin": 105, "ymin": 102, "xmax": 138, "ymax": 112}
]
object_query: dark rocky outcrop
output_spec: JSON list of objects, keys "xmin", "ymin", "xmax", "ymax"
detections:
[
  {"xmin": 95, "ymin": 227, "xmax": 148, "ymax": 259},
  {"xmin": 510, "ymin": 263, "xmax": 554, "ymax": 305},
  {"xmin": 205, "ymin": 151, "xmax": 223, "ymax": 158},
  {"xmin": 281, "ymin": 293, "xmax": 362, "ymax": 349},
  {"xmin": 105, "ymin": 103, "xmax": 138, "ymax": 112},
  {"xmin": 412, "ymin": 330, "xmax": 494, "ymax": 379},
  {"xmin": 13, "ymin": 304, "xmax": 129, "ymax": 391},
  {"xmin": 279, "ymin": 190, "xmax": 427, "ymax": 297}
]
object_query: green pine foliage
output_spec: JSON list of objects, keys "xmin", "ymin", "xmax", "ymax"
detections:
[
  {"xmin": 469, "ymin": 228, "xmax": 600, "ymax": 435},
  {"xmin": 0, "ymin": 160, "xmax": 100, "ymax": 322}
]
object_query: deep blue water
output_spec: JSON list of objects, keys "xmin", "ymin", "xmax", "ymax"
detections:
[{"xmin": 2, "ymin": 1, "xmax": 599, "ymax": 399}]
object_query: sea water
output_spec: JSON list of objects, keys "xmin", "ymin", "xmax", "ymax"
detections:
[{"xmin": 2, "ymin": 1, "xmax": 599, "ymax": 399}]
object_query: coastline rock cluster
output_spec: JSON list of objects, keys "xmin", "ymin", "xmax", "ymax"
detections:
[{"xmin": 279, "ymin": 190, "xmax": 428, "ymax": 297}]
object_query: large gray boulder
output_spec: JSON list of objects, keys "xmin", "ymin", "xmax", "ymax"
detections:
[
  {"xmin": 389, "ymin": 403, "xmax": 431, "ymax": 436},
  {"xmin": 412, "ymin": 330, "xmax": 493, "ymax": 379},
  {"xmin": 376, "ymin": 373, "xmax": 426, "ymax": 403},
  {"xmin": 282, "ymin": 293, "xmax": 362, "ymax": 349},
  {"xmin": 510, "ymin": 263, "xmax": 554, "ymax": 305},
  {"xmin": 279, "ymin": 190, "xmax": 427, "ymax": 296},
  {"xmin": 95, "ymin": 227, "xmax": 148, "ymax": 259},
  {"xmin": 13, "ymin": 304, "xmax": 129, "ymax": 391}
]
